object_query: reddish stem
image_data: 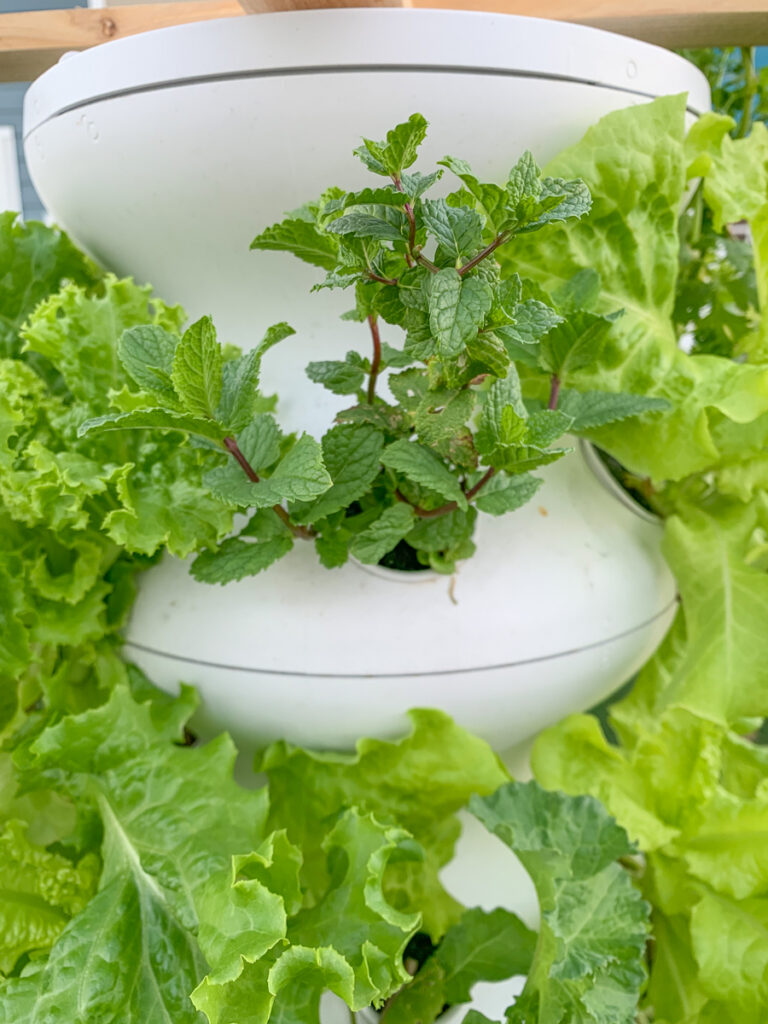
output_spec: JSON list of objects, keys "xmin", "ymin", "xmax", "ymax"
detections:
[
  {"xmin": 223, "ymin": 436, "xmax": 314, "ymax": 539},
  {"xmin": 466, "ymin": 466, "xmax": 496, "ymax": 501},
  {"xmin": 224, "ymin": 436, "xmax": 259, "ymax": 481},
  {"xmin": 367, "ymin": 314, "xmax": 382, "ymax": 404},
  {"xmin": 368, "ymin": 271, "xmax": 399, "ymax": 286},
  {"xmin": 395, "ymin": 466, "xmax": 496, "ymax": 520},
  {"xmin": 548, "ymin": 374, "xmax": 561, "ymax": 410},
  {"xmin": 458, "ymin": 232, "xmax": 511, "ymax": 276}
]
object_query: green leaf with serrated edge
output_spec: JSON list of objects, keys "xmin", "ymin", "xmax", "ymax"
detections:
[
  {"xmin": 506, "ymin": 150, "xmax": 542, "ymax": 207},
  {"xmin": 465, "ymin": 331, "xmax": 511, "ymax": 379},
  {"xmin": 428, "ymin": 270, "xmax": 493, "ymax": 358},
  {"xmin": 306, "ymin": 359, "xmax": 365, "ymax": 395},
  {"xmin": 539, "ymin": 310, "xmax": 620, "ymax": 379},
  {"xmin": 215, "ymin": 326, "xmax": 292, "ymax": 435},
  {"xmin": 526, "ymin": 409, "xmax": 572, "ymax": 447},
  {"xmin": 414, "ymin": 389, "xmax": 475, "ymax": 446},
  {"xmin": 314, "ymin": 525, "xmax": 352, "ymax": 568},
  {"xmin": 259, "ymin": 710, "xmax": 507, "ymax": 940},
  {"xmin": 190, "ymin": 535, "xmax": 293, "ymax": 584},
  {"xmin": 421, "ymin": 199, "xmax": 484, "ymax": 259},
  {"xmin": 556, "ymin": 389, "xmax": 670, "ymax": 431},
  {"xmin": 324, "ymin": 186, "xmax": 408, "ymax": 214},
  {"xmin": 250, "ymin": 218, "xmax": 338, "ymax": 270},
  {"xmin": 475, "ymin": 369, "xmax": 527, "ymax": 454},
  {"xmin": 291, "ymin": 424, "xmax": 385, "ymax": 525},
  {"xmin": 330, "ymin": 206, "xmax": 409, "ymax": 243},
  {"xmin": 406, "ymin": 506, "xmax": 477, "ymax": 555},
  {"xmin": 506, "ymin": 299, "xmax": 563, "ymax": 344},
  {"xmin": 470, "ymin": 781, "xmax": 649, "ymax": 1024},
  {"xmin": 171, "ymin": 315, "xmax": 223, "ymax": 419},
  {"xmin": 356, "ymin": 114, "xmax": 428, "ymax": 179},
  {"xmin": 117, "ymin": 323, "xmax": 179, "ymax": 402},
  {"xmin": 78, "ymin": 407, "xmax": 226, "ymax": 444},
  {"xmin": 381, "ymin": 440, "xmax": 467, "ymax": 509},
  {"xmin": 475, "ymin": 472, "xmax": 542, "ymax": 515},
  {"xmin": 0, "ymin": 820, "xmax": 99, "ymax": 974},
  {"xmin": 237, "ymin": 434, "xmax": 332, "ymax": 509},
  {"xmin": 400, "ymin": 169, "xmax": 443, "ymax": 200},
  {"xmin": 438, "ymin": 157, "xmax": 509, "ymax": 233},
  {"xmin": 349, "ymin": 504, "xmax": 416, "ymax": 564}
]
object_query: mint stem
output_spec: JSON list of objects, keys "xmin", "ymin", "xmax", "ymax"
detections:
[
  {"xmin": 223, "ymin": 436, "xmax": 314, "ymax": 540},
  {"xmin": 223, "ymin": 436, "xmax": 259, "ymax": 482},
  {"xmin": 548, "ymin": 374, "xmax": 561, "ymax": 410},
  {"xmin": 395, "ymin": 466, "xmax": 495, "ymax": 519},
  {"xmin": 458, "ymin": 231, "xmax": 511, "ymax": 276},
  {"xmin": 367, "ymin": 314, "xmax": 382, "ymax": 404}
]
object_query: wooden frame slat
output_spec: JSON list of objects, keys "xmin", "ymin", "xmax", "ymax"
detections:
[{"xmin": 2, "ymin": 0, "xmax": 767, "ymax": 84}]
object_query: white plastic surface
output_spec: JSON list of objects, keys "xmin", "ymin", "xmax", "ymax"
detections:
[
  {"xmin": 23, "ymin": 11, "xmax": 709, "ymax": 436},
  {"xmin": 125, "ymin": 444, "xmax": 677, "ymax": 755}
]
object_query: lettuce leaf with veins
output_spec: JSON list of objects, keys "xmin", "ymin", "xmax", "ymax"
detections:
[
  {"xmin": 612, "ymin": 503, "xmax": 768, "ymax": 728},
  {"xmin": 3, "ymin": 684, "xmax": 430, "ymax": 1024},
  {"xmin": 505, "ymin": 94, "xmax": 768, "ymax": 481},
  {"xmin": 259, "ymin": 708, "xmax": 509, "ymax": 938},
  {"xmin": 533, "ymin": 706, "xmax": 768, "ymax": 1023}
]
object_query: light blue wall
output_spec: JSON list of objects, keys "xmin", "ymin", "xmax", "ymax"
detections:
[{"xmin": 1, "ymin": 0, "xmax": 75, "ymax": 219}]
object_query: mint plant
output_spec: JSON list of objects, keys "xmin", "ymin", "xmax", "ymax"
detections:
[{"xmin": 81, "ymin": 114, "xmax": 666, "ymax": 582}]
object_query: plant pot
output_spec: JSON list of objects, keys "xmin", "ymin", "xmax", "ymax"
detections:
[
  {"xmin": 22, "ymin": 9, "xmax": 708, "ymax": 440},
  {"xmin": 124, "ymin": 441, "xmax": 676, "ymax": 757}
]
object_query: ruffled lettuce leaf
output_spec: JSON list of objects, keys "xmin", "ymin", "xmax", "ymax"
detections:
[
  {"xmin": 258, "ymin": 709, "xmax": 509, "ymax": 939},
  {"xmin": 505, "ymin": 95, "xmax": 768, "ymax": 482},
  {"xmin": 533, "ymin": 706, "xmax": 768, "ymax": 1023}
]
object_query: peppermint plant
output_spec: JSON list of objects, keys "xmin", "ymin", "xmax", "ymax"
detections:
[{"xmin": 81, "ymin": 114, "xmax": 667, "ymax": 582}]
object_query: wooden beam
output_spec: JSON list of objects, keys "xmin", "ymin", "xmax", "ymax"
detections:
[{"xmin": 2, "ymin": 0, "xmax": 768, "ymax": 84}]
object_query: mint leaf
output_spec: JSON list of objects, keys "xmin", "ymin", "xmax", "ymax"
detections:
[
  {"xmin": 421, "ymin": 199, "xmax": 484, "ymax": 259},
  {"xmin": 78, "ymin": 408, "xmax": 226, "ymax": 444},
  {"xmin": 250, "ymin": 218, "xmax": 338, "ymax": 270},
  {"xmin": 381, "ymin": 440, "xmax": 467, "ymax": 509},
  {"xmin": 557, "ymin": 388, "xmax": 670, "ymax": 430},
  {"xmin": 330, "ymin": 206, "xmax": 409, "ymax": 243},
  {"xmin": 428, "ymin": 270, "xmax": 493, "ymax": 358},
  {"xmin": 216, "ymin": 349, "xmax": 262, "ymax": 433},
  {"xmin": 291, "ymin": 424, "xmax": 384, "ymax": 524},
  {"xmin": 539, "ymin": 310, "xmax": 620, "ymax": 378},
  {"xmin": 237, "ymin": 434, "xmax": 332, "ymax": 509},
  {"xmin": 117, "ymin": 323, "xmax": 179, "ymax": 402},
  {"xmin": 191, "ymin": 535, "xmax": 293, "ymax": 583},
  {"xmin": 506, "ymin": 150, "xmax": 542, "ymax": 208},
  {"xmin": 355, "ymin": 113, "xmax": 428, "ymax": 178},
  {"xmin": 171, "ymin": 315, "xmax": 223, "ymax": 419},
  {"xmin": 306, "ymin": 359, "xmax": 365, "ymax": 395},
  {"xmin": 438, "ymin": 157, "xmax": 509, "ymax": 233},
  {"xmin": 349, "ymin": 503, "xmax": 416, "ymax": 564},
  {"xmin": 474, "ymin": 472, "xmax": 543, "ymax": 515}
]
